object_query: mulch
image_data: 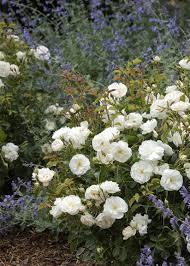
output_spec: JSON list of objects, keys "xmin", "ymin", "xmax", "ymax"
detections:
[{"xmin": 0, "ymin": 230, "xmax": 85, "ymax": 266}]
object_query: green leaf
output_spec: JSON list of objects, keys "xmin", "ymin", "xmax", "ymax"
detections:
[{"xmin": 0, "ymin": 128, "xmax": 7, "ymax": 142}]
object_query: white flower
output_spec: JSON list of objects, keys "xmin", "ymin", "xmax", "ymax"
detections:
[
  {"xmin": 130, "ymin": 160, "xmax": 154, "ymax": 184},
  {"xmin": 122, "ymin": 226, "xmax": 136, "ymax": 240},
  {"xmin": 103, "ymin": 196, "xmax": 128, "ymax": 219},
  {"xmin": 92, "ymin": 127, "xmax": 119, "ymax": 152},
  {"xmin": 60, "ymin": 195, "xmax": 84, "ymax": 215},
  {"xmin": 145, "ymin": 92, "xmax": 157, "ymax": 104},
  {"xmin": 153, "ymin": 56, "xmax": 161, "ymax": 62},
  {"xmin": 85, "ymin": 185, "xmax": 102, "ymax": 201},
  {"xmin": 2, "ymin": 142, "xmax": 19, "ymax": 162},
  {"xmin": 164, "ymin": 90, "xmax": 185, "ymax": 104},
  {"xmin": 8, "ymin": 34, "xmax": 20, "ymax": 42},
  {"xmin": 139, "ymin": 140, "xmax": 164, "ymax": 161},
  {"xmin": 154, "ymin": 163, "xmax": 169, "ymax": 175},
  {"xmin": 33, "ymin": 45, "xmax": 50, "ymax": 60},
  {"xmin": 124, "ymin": 113, "xmax": 143, "ymax": 129},
  {"xmin": 50, "ymin": 198, "xmax": 63, "ymax": 218},
  {"xmin": 16, "ymin": 51, "xmax": 26, "ymax": 61},
  {"xmin": 69, "ymin": 154, "xmax": 90, "ymax": 176},
  {"xmin": 92, "ymin": 133, "xmax": 110, "ymax": 152},
  {"xmin": 103, "ymin": 127, "xmax": 120, "ymax": 140},
  {"xmin": 156, "ymin": 140, "xmax": 173, "ymax": 156},
  {"xmin": 140, "ymin": 119, "xmax": 157, "ymax": 134},
  {"xmin": 165, "ymin": 85, "xmax": 177, "ymax": 94},
  {"xmin": 45, "ymin": 120, "xmax": 56, "ymax": 131},
  {"xmin": 169, "ymin": 132, "xmax": 182, "ymax": 147},
  {"xmin": 112, "ymin": 115, "xmax": 126, "ymax": 130},
  {"xmin": 96, "ymin": 145, "xmax": 114, "ymax": 165},
  {"xmin": 10, "ymin": 64, "xmax": 20, "ymax": 76},
  {"xmin": 111, "ymin": 141, "xmax": 132, "ymax": 163},
  {"xmin": 52, "ymin": 127, "xmax": 70, "ymax": 140},
  {"xmin": 108, "ymin": 82, "xmax": 128, "ymax": 98},
  {"xmin": 160, "ymin": 169, "xmax": 183, "ymax": 191},
  {"xmin": 95, "ymin": 213, "xmax": 115, "ymax": 229},
  {"xmin": 170, "ymin": 101, "xmax": 190, "ymax": 112},
  {"xmin": 45, "ymin": 104, "xmax": 64, "ymax": 115},
  {"xmin": 80, "ymin": 214, "xmax": 95, "ymax": 226},
  {"xmin": 70, "ymin": 103, "xmax": 81, "ymax": 113},
  {"xmin": 37, "ymin": 168, "xmax": 55, "ymax": 186},
  {"xmin": 0, "ymin": 61, "xmax": 11, "ymax": 77},
  {"xmin": 41, "ymin": 143, "xmax": 52, "ymax": 154},
  {"xmin": 150, "ymin": 99, "xmax": 168, "ymax": 119},
  {"xmin": 130, "ymin": 213, "xmax": 151, "ymax": 236},
  {"xmin": 51, "ymin": 139, "xmax": 64, "ymax": 152},
  {"xmin": 52, "ymin": 123, "xmax": 91, "ymax": 149},
  {"xmin": 179, "ymin": 58, "xmax": 190, "ymax": 70},
  {"xmin": 100, "ymin": 181, "xmax": 120, "ymax": 194}
]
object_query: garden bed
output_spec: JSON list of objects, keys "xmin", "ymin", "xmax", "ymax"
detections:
[{"xmin": 0, "ymin": 231, "xmax": 83, "ymax": 266}]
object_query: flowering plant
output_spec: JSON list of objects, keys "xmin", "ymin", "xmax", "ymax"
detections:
[
  {"xmin": 28, "ymin": 57, "xmax": 190, "ymax": 264},
  {"xmin": 0, "ymin": 23, "xmax": 66, "ymax": 190}
]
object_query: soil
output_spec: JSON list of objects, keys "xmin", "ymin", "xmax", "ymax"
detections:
[{"xmin": 0, "ymin": 230, "xmax": 85, "ymax": 266}]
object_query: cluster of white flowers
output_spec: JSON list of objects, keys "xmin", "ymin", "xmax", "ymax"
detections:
[
  {"xmin": 31, "ymin": 45, "xmax": 50, "ymax": 61},
  {"xmin": 1, "ymin": 142, "xmax": 19, "ymax": 162},
  {"xmin": 33, "ymin": 167, "xmax": 55, "ymax": 187},
  {"xmin": 52, "ymin": 121, "xmax": 91, "ymax": 150},
  {"xmin": 50, "ymin": 181, "xmax": 128, "ymax": 229},
  {"xmin": 149, "ymin": 85, "xmax": 190, "ymax": 120},
  {"xmin": 45, "ymin": 104, "xmax": 64, "ymax": 115},
  {"xmin": 92, "ymin": 127, "xmax": 132, "ymax": 164},
  {"xmin": 41, "ymin": 73, "xmax": 190, "ymax": 249},
  {"xmin": 122, "ymin": 213, "xmax": 151, "ymax": 240},
  {"xmin": 0, "ymin": 61, "xmax": 20, "ymax": 77}
]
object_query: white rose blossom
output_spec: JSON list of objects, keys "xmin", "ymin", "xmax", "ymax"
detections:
[
  {"xmin": 16, "ymin": 51, "xmax": 26, "ymax": 61},
  {"xmin": 50, "ymin": 198, "xmax": 64, "ymax": 218},
  {"xmin": 124, "ymin": 112, "xmax": 143, "ymax": 129},
  {"xmin": 170, "ymin": 101, "xmax": 190, "ymax": 112},
  {"xmin": 69, "ymin": 154, "xmax": 90, "ymax": 176},
  {"xmin": 80, "ymin": 214, "xmax": 95, "ymax": 227},
  {"xmin": 122, "ymin": 226, "xmax": 136, "ymax": 240},
  {"xmin": 85, "ymin": 185, "xmax": 103, "ymax": 201},
  {"xmin": 51, "ymin": 139, "xmax": 64, "ymax": 152},
  {"xmin": 112, "ymin": 115, "xmax": 126, "ymax": 131},
  {"xmin": 33, "ymin": 45, "xmax": 50, "ymax": 60},
  {"xmin": 37, "ymin": 168, "xmax": 55, "ymax": 187},
  {"xmin": 179, "ymin": 58, "xmax": 190, "ymax": 70},
  {"xmin": 111, "ymin": 141, "xmax": 132, "ymax": 163},
  {"xmin": 160, "ymin": 169, "xmax": 183, "ymax": 191},
  {"xmin": 2, "ymin": 142, "xmax": 19, "ymax": 162},
  {"xmin": 103, "ymin": 196, "xmax": 128, "ymax": 219},
  {"xmin": 168, "ymin": 132, "xmax": 182, "ymax": 147},
  {"xmin": 100, "ymin": 181, "xmax": 120, "ymax": 194},
  {"xmin": 130, "ymin": 213, "xmax": 151, "ymax": 236},
  {"xmin": 108, "ymin": 82, "xmax": 128, "ymax": 98},
  {"xmin": 95, "ymin": 213, "xmax": 115, "ymax": 229},
  {"xmin": 60, "ymin": 195, "xmax": 84, "ymax": 215},
  {"xmin": 130, "ymin": 160, "xmax": 154, "ymax": 184},
  {"xmin": 139, "ymin": 140, "xmax": 164, "ymax": 161},
  {"xmin": 150, "ymin": 99, "xmax": 168, "ymax": 119},
  {"xmin": 165, "ymin": 85, "xmax": 177, "ymax": 94},
  {"xmin": 140, "ymin": 119, "xmax": 157, "ymax": 135}
]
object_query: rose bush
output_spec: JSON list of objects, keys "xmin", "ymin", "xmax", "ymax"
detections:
[
  {"xmin": 24, "ymin": 56, "xmax": 190, "ymax": 265},
  {"xmin": 0, "ymin": 23, "xmax": 68, "ymax": 192}
]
